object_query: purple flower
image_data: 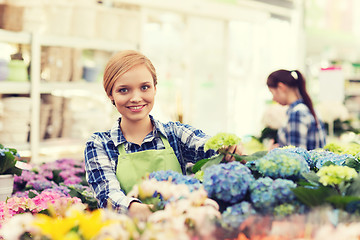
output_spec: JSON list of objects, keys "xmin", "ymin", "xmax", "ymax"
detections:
[
  {"xmin": 250, "ymin": 177, "xmax": 296, "ymax": 214},
  {"xmin": 203, "ymin": 161, "xmax": 254, "ymax": 204}
]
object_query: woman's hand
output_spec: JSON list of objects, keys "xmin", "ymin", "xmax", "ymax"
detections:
[
  {"xmin": 267, "ymin": 139, "xmax": 279, "ymax": 151},
  {"xmin": 128, "ymin": 201, "xmax": 153, "ymax": 221},
  {"xmin": 223, "ymin": 144, "xmax": 244, "ymax": 162}
]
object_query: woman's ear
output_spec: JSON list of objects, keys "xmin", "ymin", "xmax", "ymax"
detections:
[
  {"xmin": 108, "ymin": 95, "xmax": 116, "ymax": 106},
  {"xmin": 277, "ymin": 82, "xmax": 288, "ymax": 91}
]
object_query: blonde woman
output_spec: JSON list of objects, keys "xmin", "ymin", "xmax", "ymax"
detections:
[{"xmin": 84, "ymin": 50, "xmax": 241, "ymax": 219}]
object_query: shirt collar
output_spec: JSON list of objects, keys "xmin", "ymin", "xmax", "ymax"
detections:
[
  {"xmin": 110, "ymin": 115, "xmax": 167, "ymax": 147},
  {"xmin": 287, "ymin": 99, "xmax": 303, "ymax": 113}
]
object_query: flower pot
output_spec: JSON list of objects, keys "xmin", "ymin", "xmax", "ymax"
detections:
[
  {"xmin": 7, "ymin": 60, "xmax": 28, "ymax": 82},
  {"xmin": 0, "ymin": 174, "xmax": 14, "ymax": 201}
]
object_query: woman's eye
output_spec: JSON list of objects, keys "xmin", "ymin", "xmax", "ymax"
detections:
[
  {"xmin": 119, "ymin": 88, "xmax": 128, "ymax": 93},
  {"xmin": 141, "ymin": 85, "xmax": 149, "ymax": 91}
]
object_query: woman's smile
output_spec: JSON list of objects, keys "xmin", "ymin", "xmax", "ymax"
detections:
[
  {"xmin": 127, "ymin": 105, "xmax": 146, "ymax": 112},
  {"xmin": 110, "ymin": 64, "xmax": 156, "ymax": 123}
]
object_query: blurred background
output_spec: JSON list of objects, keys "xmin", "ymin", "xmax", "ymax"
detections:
[{"xmin": 0, "ymin": 0, "xmax": 359, "ymax": 162}]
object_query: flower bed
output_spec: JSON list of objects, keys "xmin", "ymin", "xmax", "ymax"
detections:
[{"xmin": 1, "ymin": 137, "xmax": 360, "ymax": 239}]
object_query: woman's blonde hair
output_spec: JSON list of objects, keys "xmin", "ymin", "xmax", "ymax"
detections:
[{"xmin": 103, "ymin": 50, "xmax": 157, "ymax": 97}]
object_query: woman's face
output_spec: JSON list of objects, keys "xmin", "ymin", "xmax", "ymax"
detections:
[
  {"xmin": 268, "ymin": 86, "xmax": 287, "ymax": 106},
  {"xmin": 110, "ymin": 64, "xmax": 156, "ymax": 123}
]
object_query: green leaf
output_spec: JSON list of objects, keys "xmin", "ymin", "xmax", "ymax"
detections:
[
  {"xmin": 200, "ymin": 155, "xmax": 223, "ymax": 171},
  {"xmin": 346, "ymin": 177, "xmax": 360, "ymax": 196},
  {"xmin": 345, "ymin": 158, "xmax": 360, "ymax": 172},
  {"xmin": 234, "ymin": 151, "xmax": 267, "ymax": 163},
  {"xmin": 5, "ymin": 166, "xmax": 22, "ymax": 176},
  {"xmin": 296, "ymin": 179, "xmax": 317, "ymax": 187},
  {"xmin": 38, "ymin": 209, "xmax": 50, "ymax": 216},
  {"xmin": 322, "ymin": 161, "xmax": 335, "ymax": 167},
  {"xmin": 192, "ymin": 155, "xmax": 222, "ymax": 173},
  {"xmin": 28, "ymin": 191, "xmax": 37, "ymax": 199},
  {"xmin": 292, "ymin": 186, "xmax": 338, "ymax": 207},
  {"xmin": 67, "ymin": 185, "xmax": 98, "ymax": 210},
  {"xmin": 0, "ymin": 146, "xmax": 21, "ymax": 175},
  {"xmin": 52, "ymin": 169, "xmax": 64, "ymax": 184},
  {"xmin": 301, "ymin": 171, "xmax": 320, "ymax": 186},
  {"xmin": 192, "ymin": 158, "xmax": 211, "ymax": 173},
  {"xmin": 326, "ymin": 195, "xmax": 360, "ymax": 210},
  {"xmin": 0, "ymin": 151, "xmax": 16, "ymax": 174}
]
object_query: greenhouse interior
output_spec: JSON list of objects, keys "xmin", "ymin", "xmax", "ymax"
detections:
[{"xmin": 1, "ymin": 0, "xmax": 360, "ymax": 239}]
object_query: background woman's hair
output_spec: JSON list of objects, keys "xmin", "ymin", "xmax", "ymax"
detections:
[
  {"xmin": 103, "ymin": 50, "xmax": 157, "ymax": 97},
  {"xmin": 267, "ymin": 69, "xmax": 318, "ymax": 122}
]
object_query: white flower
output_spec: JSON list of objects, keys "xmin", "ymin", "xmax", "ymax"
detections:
[
  {"xmin": 316, "ymin": 101, "xmax": 350, "ymax": 123},
  {"xmin": 261, "ymin": 103, "xmax": 288, "ymax": 129},
  {"xmin": 0, "ymin": 213, "xmax": 36, "ymax": 240}
]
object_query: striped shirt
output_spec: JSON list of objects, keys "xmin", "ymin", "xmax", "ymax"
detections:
[
  {"xmin": 84, "ymin": 115, "xmax": 216, "ymax": 212},
  {"xmin": 277, "ymin": 99, "xmax": 327, "ymax": 150}
]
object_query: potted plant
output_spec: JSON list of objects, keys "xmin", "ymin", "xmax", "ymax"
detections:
[{"xmin": 0, "ymin": 144, "xmax": 22, "ymax": 201}]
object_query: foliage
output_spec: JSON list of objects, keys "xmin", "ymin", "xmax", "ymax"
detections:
[
  {"xmin": 241, "ymin": 136, "xmax": 267, "ymax": 155},
  {"xmin": 12, "ymin": 158, "xmax": 97, "ymax": 209},
  {"xmin": 258, "ymin": 127, "xmax": 278, "ymax": 143},
  {"xmin": 4, "ymin": 132, "xmax": 360, "ymax": 239},
  {"xmin": 324, "ymin": 142, "xmax": 360, "ymax": 158},
  {"xmin": 193, "ymin": 132, "xmax": 248, "ymax": 173},
  {"xmin": 0, "ymin": 144, "xmax": 22, "ymax": 176},
  {"xmin": 292, "ymin": 165, "xmax": 360, "ymax": 213}
]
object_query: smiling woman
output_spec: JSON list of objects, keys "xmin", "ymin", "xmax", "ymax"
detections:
[
  {"xmin": 84, "ymin": 49, "xmax": 244, "ymax": 220},
  {"xmin": 109, "ymin": 64, "xmax": 156, "ymax": 140}
]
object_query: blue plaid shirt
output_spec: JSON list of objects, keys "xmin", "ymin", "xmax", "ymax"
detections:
[
  {"xmin": 84, "ymin": 115, "xmax": 216, "ymax": 212},
  {"xmin": 277, "ymin": 99, "xmax": 326, "ymax": 150}
]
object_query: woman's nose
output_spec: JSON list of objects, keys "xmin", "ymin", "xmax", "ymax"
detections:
[{"xmin": 130, "ymin": 90, "xmax": 142, "ymax": 102}]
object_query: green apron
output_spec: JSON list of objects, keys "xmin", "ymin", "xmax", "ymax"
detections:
[{"xmin": 116, "ymin": 134, "xmax": 182, "ymax": 194}]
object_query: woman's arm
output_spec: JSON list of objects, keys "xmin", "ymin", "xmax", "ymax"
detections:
[
  {"xmin": 84, "ymin": 134, "xmax": 139, "ymax": 212},
  {"xmin": 172, "ymin": 122, "xmax": 217, "ymax": 163},
  {"xmin": 285, "ymin": 111, "xmax": 310, "ymax": 149}
]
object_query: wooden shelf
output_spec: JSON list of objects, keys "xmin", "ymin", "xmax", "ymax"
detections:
[
  {"xmin": 0, "ymin": 81, "xmax": 31, "ymax": 94},
  {"xmin": 39, "ymin": 35, "xmax": 136, "ymax": 52},
  {"xmin": 0, "ymin": 29, "xmax": 31, "ymax": 44},
  {"xmin": 0, "ymin": 81, "xmax": 105, "ymax": 95},
  {"xmin": 39, "ymin": 81, "xmax": 104, "ymax": 95}
]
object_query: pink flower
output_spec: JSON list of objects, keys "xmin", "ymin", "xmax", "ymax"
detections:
[{"xmin": 32, "ymin": 191, "xmax": 62, "ymax": 209}]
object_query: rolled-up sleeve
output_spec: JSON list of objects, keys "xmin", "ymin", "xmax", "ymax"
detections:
[{"xmin": 171, "ymin": 122, "xmax": 217, "ymax": 163}]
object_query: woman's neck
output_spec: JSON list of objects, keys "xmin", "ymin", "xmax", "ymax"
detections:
[
  {"xmin": 120, "ymin": 117, "xmax": 153, "ymax": 145},
  {"xmin": 287, "ymin": 89, "xmax": 301, "ymax": 105}
]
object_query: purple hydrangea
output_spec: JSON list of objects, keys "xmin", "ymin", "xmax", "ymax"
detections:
[
  {"xmin": 202, "ymin": 161, "xmax": 254, "ymax": 204},
  {"xmin": 41, "ymin": 187, "xmax": 70, "ymax": 197},
  {"xmin": 249, "ymin": 177, "xmax": 296, "ymax": 214},
  {"xmin": 38, "ymin": 158, "xmax": 85, "ymax": 183},
  {"xmin": 13, "ymin": 159, "xmax": 88, "ymax": 196},
  {"xmin": 12, "ymin": 189, "xmax": 39, "ymax": 198},
  {"xmin": 273, "ymin": 147, "xmax": 311, "ymax": 166},
  {"xmin": 149, "ymin": 170, "xmax": 201, "ymax": 191},
  {"xmin": 309, "ymin": 149, "xmax": 355, "ymax": 169},
  {"xmin": 26, "ymin": 178, "xmax": 57, "ymax": 191},
  {"xmin": 221, "ymin": 201, "xmax": 256, "ymax": 229},
  {"xmin": 255, "ymin": 149, "xmax": 309, "ymax": 179},
  {"xmin": 14, "ymin": 170, "xmax": 56, "ymax": 192}
]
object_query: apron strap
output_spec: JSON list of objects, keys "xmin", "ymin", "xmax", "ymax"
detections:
[
  {"xmin": 118, "ymin": 133, "xmax": 171, "ymax": 154},
  {"xmin": 159, "ymin": 134, "xmax": 172, "ymax": 149}
]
